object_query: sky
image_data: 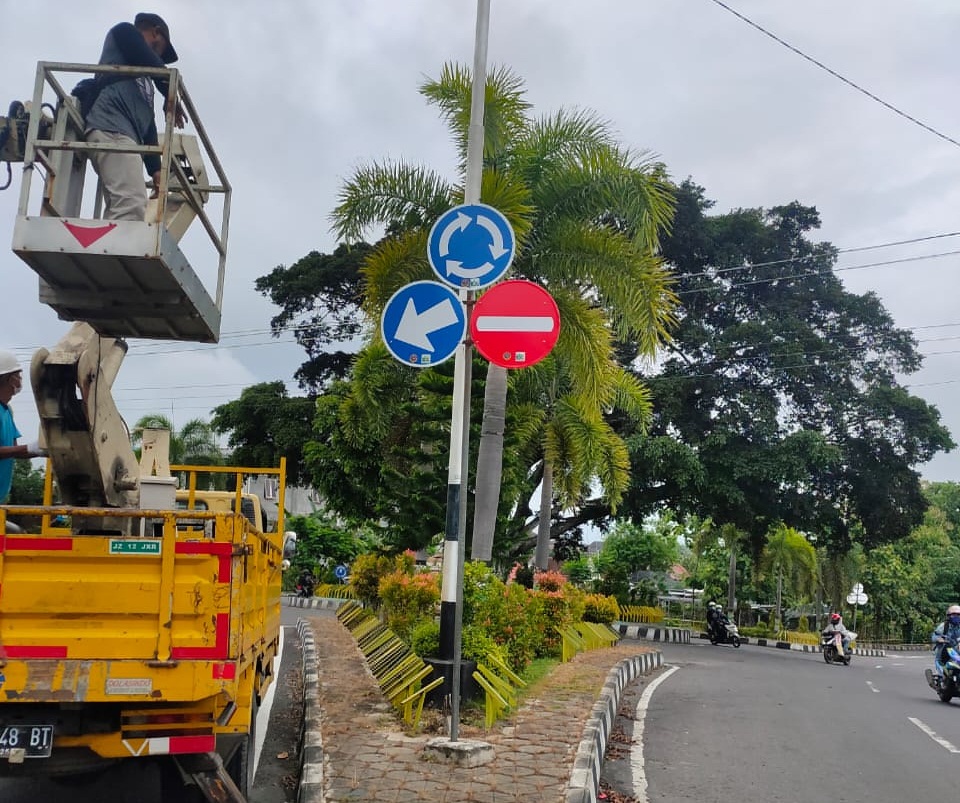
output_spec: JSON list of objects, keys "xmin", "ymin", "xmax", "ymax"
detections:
[{"xmin": 2, "ymin": 1, "xmax": 960, "ymax": 480}]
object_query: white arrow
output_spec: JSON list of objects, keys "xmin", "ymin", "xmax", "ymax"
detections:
[
  {"xmin": 394, "ymin": 297, "xmax": 460, "ymax": 351},
  {"xmin": 438, "ymin": 212, "xmax": 471, "ymax": 257},
  {"xmin": 445, "ymin": 259, "xmax": 496, "ymax": 279},
  {"xmin": 475, "ymin": 315, "xmax": 555, "ymax": 333},
  {"xmin": 476, "ymin": 213, "xmax": 509, "ymax": 260}
]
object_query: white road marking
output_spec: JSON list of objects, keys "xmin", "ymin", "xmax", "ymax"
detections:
[
  {"xmin": 254, "ymin": 625, "xmax": 287, "ymax": 775},
  {"xmin": 630, "ymin": 664, "xmax": 680, "ymax": 802},
  {"xmin": 865, "ymin": 681, "xmax": 880, "ymax": 693},
  {"xmin": 909, "ymin": 717, "xmax": 960, "ymax": 753}
]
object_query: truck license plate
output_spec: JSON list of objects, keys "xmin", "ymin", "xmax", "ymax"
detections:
[{"xmin": 0, "ymin": 725, "xmax": 54, "ymax": 758}]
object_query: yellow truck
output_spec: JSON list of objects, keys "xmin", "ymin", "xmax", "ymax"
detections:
[
  {"xmin": 0, "ymin": 461, "xmax": 287, "ymax": 800},
  {"xmin": 0, "ymin": 61, "xmax": 288, "ymax": 801}
]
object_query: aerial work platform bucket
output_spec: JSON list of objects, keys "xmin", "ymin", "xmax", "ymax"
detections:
[{"xmin": 9, "ymin": 62, "xmax": 230, "ymax": 343}]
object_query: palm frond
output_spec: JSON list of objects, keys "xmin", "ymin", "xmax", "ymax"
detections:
[
  {"xmin": 420, "ymin": 63, "xmax": 531, "ymax": 173},
  {"xmin": 331, "ymin": 161, "xmax": 454, "ymax": 243},
  {"xmin": 609, "ymin": 367, "xmax": 654, "ymax": 428},
  {"xmin": 361, "ymin": 230, "xmax": 431, "ymax": 313}
]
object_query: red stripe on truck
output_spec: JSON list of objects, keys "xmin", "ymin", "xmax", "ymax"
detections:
[
  {"xmin": 3, "ymin": 645, "xmax": 69, "ymax": 658},
  {"xmin": 0, "ymin": 536, "xmax": 73, "ymax": 553},
  {"xmin": 174, "ymin": 541, "xmax": 232, "ymax": 583},
  {"xmin": 168, "ymin": 734, "xmax": 216, "ymax": 754},
  {"xmin": 170, "ymin": 612, "xmax": 230, "ymax": 660}
]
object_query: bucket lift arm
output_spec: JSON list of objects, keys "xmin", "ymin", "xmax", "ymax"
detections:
[{"xmin": 30, "ymin": 322, "xmax": 139, "ymax": 508}]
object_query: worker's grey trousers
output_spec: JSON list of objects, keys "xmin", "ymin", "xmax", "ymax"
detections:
[{"xmin": 87, "ymin": 130, "xmax": 147, "ymax": 221}]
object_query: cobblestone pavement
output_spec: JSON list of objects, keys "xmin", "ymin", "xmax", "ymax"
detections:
[{"xmin": 306, "ymin": 614, "xmax": 655, "ymax": 803}]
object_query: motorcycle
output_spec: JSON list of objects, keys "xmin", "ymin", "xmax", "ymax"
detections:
[
  {"xmin": 709, "ymin": 620, "xmax": 741, "ymax": 648},
  {"xmin": 821, "ymin": 631, "xmax": 855, "ymax": 665},
  {"xmin": 296, "ymin": 574, "xmax": 316, "ymax": 598},
  {"xmin": 925, "ymin": 642, "xmax": 960, "ymax": 703}
]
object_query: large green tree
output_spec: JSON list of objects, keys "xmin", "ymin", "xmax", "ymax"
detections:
[
  {"xmin": 211, "ymin": 382, "xmax": 316, "ymax": 486},
  {"xmin": 620, "ymin": 181, "xmax": 953, "ymax": 557},
  {"xmin": 255, "ymin": 243, "xmax": 373, "ymax": 393},
  {"xmin": 329, "ymin": 64, "xmax": 676, "ymax": 562}
]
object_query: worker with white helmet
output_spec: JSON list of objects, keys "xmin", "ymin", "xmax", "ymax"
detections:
[{"xmin": 0, "ymin": 350, "xmax": 44, "ymax": 503}]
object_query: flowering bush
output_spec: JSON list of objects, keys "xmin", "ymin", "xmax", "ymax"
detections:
[
  {"xmin": 349, "ymin": 553, "xmax": 394, "ymax": 608},
  {"xmin": 378, "ymin": 569, "xmax": 439, "ymax": 641},
  {"xmin": 534, "ymin": 570, "xmax": 568, "ymax": 593},
  {"xmin": 531, "ymin": 570, "xmax": 585, "ymax": 655},
  {"xmin": 583, "ymin": 593, "xmax": 620, "ymax": 624}
]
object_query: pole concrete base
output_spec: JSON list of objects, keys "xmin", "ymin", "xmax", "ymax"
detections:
[{"xmin": 424, "ymin": 737, "xmax": 495, "ymax": 768}]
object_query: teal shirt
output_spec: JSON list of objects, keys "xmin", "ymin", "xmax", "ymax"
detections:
[{"xmin": 0, "ymin": 401, "xmax": 22, "ymax": 502}]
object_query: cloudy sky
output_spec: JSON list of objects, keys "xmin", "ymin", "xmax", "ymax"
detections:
[{"xmin": 2, "ymin": 1, "xmax": 959, "ymax": 479}]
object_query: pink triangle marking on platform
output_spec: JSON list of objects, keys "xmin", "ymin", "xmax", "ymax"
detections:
[{"xmin": 62, "ymin": 220, "xmax": 118, "ymax": 248}]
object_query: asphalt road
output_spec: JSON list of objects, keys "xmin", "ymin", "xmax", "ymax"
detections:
[{"xmin": 605, "ymin": 640, "xmax": 960, "ymax": 803}]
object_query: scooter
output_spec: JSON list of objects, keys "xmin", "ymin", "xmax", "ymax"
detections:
[
  {"xmin": 925, "ymin": 642, "xmax": 960, "ymax": 703},
  {"xmin": 821, "ymin": 631, "xmax": 855, "ymax": 665},
  {"xmin": 709, "ymin": 620, "xmax": 741, "ymax": 648},
  {"xmin": 296, "ymin": 574, "xmax": 316, "ymax": 598}
]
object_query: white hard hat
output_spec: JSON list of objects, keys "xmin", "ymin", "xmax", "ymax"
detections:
[
  {"xmin": 0, "ymin": 350, "xmax": 21, "ymax": 376},
  {"xmin": 948, "ymin": 604, "xmax": 960, "ymax": 615}
]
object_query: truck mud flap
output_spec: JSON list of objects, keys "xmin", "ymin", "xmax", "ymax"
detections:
[{"xmin": 174, "ymin": 752, "xmax": 247, "ymax": 803}]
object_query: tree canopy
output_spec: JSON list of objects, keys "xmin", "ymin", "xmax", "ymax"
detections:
[
  {"xmin": 621, "ymin": 180, "xmax": 954, "ymax": 557},
  {"xmin": 211, "ymin": 382, "xmax": 316, "ymax": 486}
]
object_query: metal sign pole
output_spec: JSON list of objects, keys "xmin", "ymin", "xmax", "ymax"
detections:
[{"xmin": 438, "ymin": 0, "xmax": 490, "ymax": 744}]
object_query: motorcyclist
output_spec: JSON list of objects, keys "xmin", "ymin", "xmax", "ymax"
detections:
[
  {"xmin": 706, "ymin": 601, "xmax": 720, "ymax": 640},
  {"xmin": 926, "ymin": 604, "xmax": 960, "ymax": 689},
  {"xmin": 297, "ymin": 568, "xmax": 316, "ymax": 598},
  {"xmin": 714, "ymin": 605, "xmax": 731, "ymax": 641},
  {"xmin": 821, "ymin": 612, "xmax": 853, "ymax": 655}
]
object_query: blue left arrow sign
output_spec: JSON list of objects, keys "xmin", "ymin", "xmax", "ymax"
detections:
[{"xmin": 381, "ymin": 281, "xmax": 466, "ymax": 367}]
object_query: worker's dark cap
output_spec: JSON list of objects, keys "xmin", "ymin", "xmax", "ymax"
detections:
[{"xmin": 135, "ymin": 12, "xmax": 178, "ymax": 64}]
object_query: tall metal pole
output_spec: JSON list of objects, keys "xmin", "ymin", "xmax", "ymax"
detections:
[{"xmin": 437, "ymin": 0, "xmax": 490, "ymax": 743}]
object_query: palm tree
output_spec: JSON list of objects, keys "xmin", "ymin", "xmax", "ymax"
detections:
[
  {"xmin": 131, "ymin": 414, "xmax": 224, "ymax": 487},
  {"xmin": 760, "ymin": 524, "xmax": 818, "ymax": 631},
  {"xmin": 331, "ymin": 64, "xmax": 676, "ymax": 562}
]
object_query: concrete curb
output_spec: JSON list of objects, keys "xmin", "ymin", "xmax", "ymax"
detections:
[
  {"xmin": 296, "ymin": 618, "xmax": 323, "ymax": 803},
  {"xmin": 284, "ymin": 594, "xmax": 349, "ymax": 610},
  {"xmin": 695, "ymin": 632, "xmax": 886, "ymax": 657},
  {"xmin": 616, "ymin": 623, "xmax": 690, "ymax": 643},
  {"xmin": 565, "ymin": 650, "xmax": 663, "ymax": 803}
]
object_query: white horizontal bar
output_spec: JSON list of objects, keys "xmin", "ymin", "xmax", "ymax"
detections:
[{"xmin": 475, "ymin": 315, "xmax": 554, "ymax": 333}]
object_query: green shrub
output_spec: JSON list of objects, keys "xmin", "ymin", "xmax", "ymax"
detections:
[
  {"xmin": 378, "ymin": 569, "xmax": 440, "ymax": 641},
  {"xmin": 461, "ymin": 624, "xmax": 509, "ymax": 666},
  {"xmin": 410, "ymin": 619, "xmax": 440, "ymax": 657},
  {"xmin": 739, "ymin": 625, "xmax": 773, "ymax": 639},
  {"xmin": 349, "ymin": 553, "xmax": 394, "ymax": 608},
  {"xmin": 583, "ymin": 593, "xmax": 620, "ymax": 624}
]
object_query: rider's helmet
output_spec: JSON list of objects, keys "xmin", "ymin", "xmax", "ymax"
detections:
[
  {"xmin": 947, "ymin": 604, "xmax": 960, "ymax": 623},
  {"xmin": 830, "ymin": 613, "xmax": 841, "ymax": 623}
]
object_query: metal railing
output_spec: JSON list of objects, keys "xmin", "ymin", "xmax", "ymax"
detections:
[{"xmin": 16, "ymin": 61, "xmax": 231, "ymax": 310}]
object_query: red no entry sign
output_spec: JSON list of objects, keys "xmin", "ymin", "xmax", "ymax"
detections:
[{"xmin": 470, "ymin": 279, "xmax": 560, "ymax": 368}]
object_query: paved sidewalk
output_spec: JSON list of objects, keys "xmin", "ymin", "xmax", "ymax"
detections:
[{"xmin": 301, "ymin": 614, "xmax": 658, "ymax": 803}]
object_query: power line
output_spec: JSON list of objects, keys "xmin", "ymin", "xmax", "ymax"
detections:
[
  {"xmin": 676, "ymin": 249, "xmax": 960, "ymax": 296},
  {"xmin": 681, "ymin": 231, "xmax": 960, "ymax": 281},
  {"xmin": 707, "ymin": 0, "xmax": 960, "ymax": 149}
]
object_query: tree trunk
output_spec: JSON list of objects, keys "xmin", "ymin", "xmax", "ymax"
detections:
[
  {"xmin": 776, "ymin": 564, "xmax": 783, "ymax": 631},
  {"xmin": 470, "ymin": 364, "xmax": 508, "ymax": 561},
  {"xmin": 726, "ymin": 543, "xmax": 737, "ymax": 612},
  {"xmin": 534, "ymin": 458, "xmax": 553, "ymax": 570}
]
